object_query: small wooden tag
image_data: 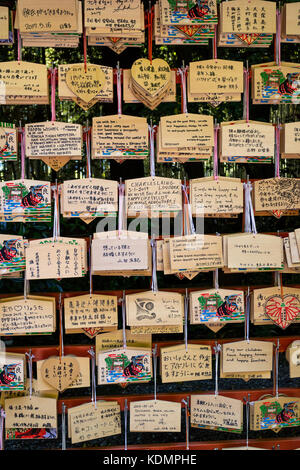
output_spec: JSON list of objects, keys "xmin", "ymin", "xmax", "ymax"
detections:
[
  {"xmin": 66, "ymin": 64, "xmax": 106, "ymax": 103},
  {"xmin": 41, "ymin": 356, "xmax": 80, "ymax": 392}
]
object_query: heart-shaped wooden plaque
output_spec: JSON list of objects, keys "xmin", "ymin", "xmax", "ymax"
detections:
[
  {"xmin": 41, "ymin": 356, "xmax": 80, "ymax": 392},
  {"xmin": 66, "ymin": 64, "xmax": 106, "ymax": 104},
  {"xmin": 264, "ymin": 294, "xmax": 300, "ymax": 329},
  {"xmin": 131, "ymin": 58, "xmax": 171, "ymax": 107}
]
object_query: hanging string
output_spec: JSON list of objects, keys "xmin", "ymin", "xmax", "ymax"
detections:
[
  {"xmin": 122, "ymin": 291, "xmax": 127, "ymax": 349},
  {"xmin": 276, "ymin": 9, "xmax": 281, "ymax": 66},
  {"xmin": 88, "ymin": 346, "xmax": 97, "ymax": 408},
  {"xmin": 25, "ymin": 349, "xmax": 34, "ymax": 398},
  {"xmin": 0, "ymin": 407, "xmax": 5, "ymax": 451},
  {"xmin": 124, "ymin": 399, "xmax": 128, "ymax": 451},
  {"xmin": 118, "ymin": 181, "xmax": 125, "ymax": 237},
  {"xmin": 17, "ymin": 29, "xmax": 22, "ymax": 62},
  {"xmin": 243, "ymin": 64, "xmax": 250, "ymax": 123},
  {"xmin": 89, "ymin": 235, "xmax": 93, "ymax": 297},
  {"xmin": 213, "ymin": 343, "xmax": 221, "ymax": 396},
  {"xmin": 245, "ymin": 287, "xmax": 250, "ymax": 343},
  {"xmin": 52, "ymin": 183, "xmax": 60, "ymax": 242},
  {"xmin": 182, "ymin": 182, "xmax": 196, "ymax": 235},
  {"xmin": 85, "ymin": 121, "xmax": 92, "ymax": 179},
  {"xmin": 275, "ymin": 123, "xmax": 281, "ymax": 178},
  {"xmin": 83, "ymin": 27, "xmax": 87, "ymax": 73},
  {"xmin": 52, "ymin": 187, "xmax": 58, "ymax": 242},
  {"xmin": 275, "ymin": 270, "xmax": 281, "ymax": 289},
  {"xmin": 58, "ymin": 293, "xmax": 64, "ymax": 359},
  {"xmin": 274, "ymin": 338, "xmax": 280, "ymax": 398},
  {"xmin": 243, "ymin": 181, "xmax": 257, "ymax": 235},
  {"xmin": 148, "ymin": 122, "xmax": 157, "ymax": 178},
  {"xmin": 213, "ymin": 268, "xmax": 219, "ymax": 291},
  {"xmin": 213, "ymin": 24, "xmax": 217, "ymax": 60},
  {"xmin": 23, "ymin": 268, "xmax": 29, "ymax": 300},
  {"xmin": 177, "ymin": 64, "xmax": 188, "ymax": 114},
  {"xmin": 116, "ymin": 62, "xmax": 122, "ymax": 116},
  {"xmin": 152, "ymin": 344, "xmax": 158, "ymax": 401},
  {"xmin": 213, "ymin": 123, "xmax": 219, "ymax": 180},
  {"xmin": 150, "ymin": 239, "xmax": 158, "ymax": 292},
  {"xmin": 20, "ymin": 125, "xmax": 26, "ymax": 181},
  {"xmin": 182, "ymin": 397, "xmax": 190, "ymax": 450},
  {"xmin": 244, "ymin": 393, "xmax": 251, "ymax": 450},
  {"xmin": 50, "ymin": 67, "xmax": 57, "ymax": 122},
  {"xmin": 61, "ymin": 402, "xmax": 66, "ymax": 450},
  {"xmin": 184, "ymin": 288, "xmax": 188, "ymax": 351},
  {"xmin": 147, "ymin": 2, "xmax": 153, "ymax": 64}
]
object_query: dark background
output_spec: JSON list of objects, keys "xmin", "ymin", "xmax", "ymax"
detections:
[{"xmin": 0, "ymin": 0, "xmax": 299, "ymax": 450}]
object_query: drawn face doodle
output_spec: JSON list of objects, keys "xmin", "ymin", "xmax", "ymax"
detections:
[{"xmin": 135, "ymin": 299, "xmax": 156, "ymax": 321}]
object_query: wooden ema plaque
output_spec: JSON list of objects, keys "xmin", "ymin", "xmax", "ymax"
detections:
[
  {"xmin": 92, "ymin": 114, "xmax": 148, "ymax": 160},
  {"xmin": 125, "ymin": 176, "xmax": 182, "ymax": 217},
  {"xmin": 189, "ymin": 59, "xmax": 244, "ymax": 97},
  {"xmin": 251, "ymin": 61, "xmax": 300, "ymax": 104},
  {"xmin": 250, "ymin": 396, "xmax": 300, "ymax": 432},
  {"xmin": 25, "ymin": 122, "xmax": 82, "ymax": 168},
  {"xmin": 221, "ymin": 340, "xmax": 273, "ymax": 374},
  {"xmin": 189, "ymin": 176, "xmax": 244, "ymax": 217},
  {"xmin": 189, "ymin": 288, "xmax": 244, "ymax": 332},
  {"xmin": 286, "ymin": 341, "xmax": 300, "ymax": 378},
  {"xmin": 0, "ymin": 123, "xmax": 17, "ymax": 161},
  {"xmin": 0, "ymin": 61, "xmax": 49, "ymax": 104},
  {"xmin": 41, "ymin": 356, "xmax": 81, "ymax": 392},
  {"xmin": 254, "ymin": 177, "xmax": 300, "ymax": 214},
  {"xmin": 220, "ymin": 120, "xmax": 275, "ymax": 163},
  {"xmin": 0, "ymin": 295, "xmax": 56, "ymax": 335},
  {"xmin": 64, "ymin": 293, "xmax": 118, "ymax": 332},
  {"xmin": 130, "ymin": 58, "xmax": 172, "ymax": 109},
  {"xmin": 126, "ymin": 290, "xmax": 184, "ymax": 327},
  {"xmin": 220, "ymin": 0, "xmax": 276, "ymax": 35},
  {"xmin": 281, "ymin": 122, "xmax": 300, "ymax": 158},
  {"xmin": 251, "ymin": 286, "xmax": 300, "ymax": 329},
  {"xmin": 61, "ymin": 178, "xmax": 118, "ymax": 219},
  {"xmin": 160, "ymin": 344, "xmax": 212, "ymax": 383},
  {"xmin": 130, "ymin": 399, "xmax": 181, "ymax": 432},
  {"xmin": 191, "ymin": 394, "xmax": 243, "ymax": 432},
  {"xmin": 97, "ymin": 347, "xmax": 152, "ymax": 385},
  {"xmin": 0, "ymin": 352, "xmax": 26, "ymax": 391},
  {"xmin": 36, "ymin": 357, "xmax": 90, "ymax": 391},
  {"xmin": 68, "ymin": 401, "xmax": 121, "ymax": 444},
  {"xmin": 5, "ymin": 396, "xmax": 57, "ymax": 439}
]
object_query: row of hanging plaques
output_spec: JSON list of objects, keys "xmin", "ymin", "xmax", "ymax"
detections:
[
  {"xmin": 0, "ymin": 230, "xmax": 300, "ymax": 279},
  {"xmin": 0, "ymin": 58, "xmax": 299, "ymax": 108},
  {"xmin": 1, "ymin": 335, "xmax": 300, "ymax": 444},
  {"xmin": 0, "ymin": 283, "xmax": 299, "ymax": 337},
  {"xmin": 0, "ymin": 229, "xmax": 297, "ymax": 275},
  {"xmin": 0, "ymin": 176, "xmax": 298, "ymax": 224},
  {"xmin": 2, "ymin": 119, "xmax": 299, "ymax": 168},
  {"xmin": 1, "ymin": 0, "xmax": 300, "ymax": 49},
  {"xmin": 2, "ymin": 393, "xmax": 300, "ymax": 443}
]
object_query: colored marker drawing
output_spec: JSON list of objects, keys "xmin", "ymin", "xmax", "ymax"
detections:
[
  {"xmin": 260, "ymin": 70, "xmax": 300, "ymax": 102},
  {"xmin": 259, "ymin": 401, "xmax": 300, "ymax": 429},
  {"xmin": 167, "ymin": 0, "xmax": 217, "ymax": 23},
  {"xmin": 264, "ymin": 294, "xmax": 300, "ymax": 329},
  {"xmin": 0, "ymin": 238, "xmax": 25, "ymax": 272},
  {"xmin": 0, "ymin": 129, "xmax": 17, "ymax": 161},
  {"xmin": 197, "ymin": 292, "xmax": 243, "ymax": 322},
  {"xmin": 104, "ymin": 352, "xmax": 151, "ymax": 383},
  {"xmin": 5, "ymin": 428, "xmax": 57, "ymax": 439},
  {"xmin": 0, "ymin": 362, "xmax": 23, "ymax": 391}
]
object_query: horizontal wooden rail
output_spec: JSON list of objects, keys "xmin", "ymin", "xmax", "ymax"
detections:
[
  {"xmin": 66, "ymin": 436, "xmax": 300, "ymax": 451},
  {"xmin": 5, "ymin": 336, "xmax": 300, "ymax": 360}
]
